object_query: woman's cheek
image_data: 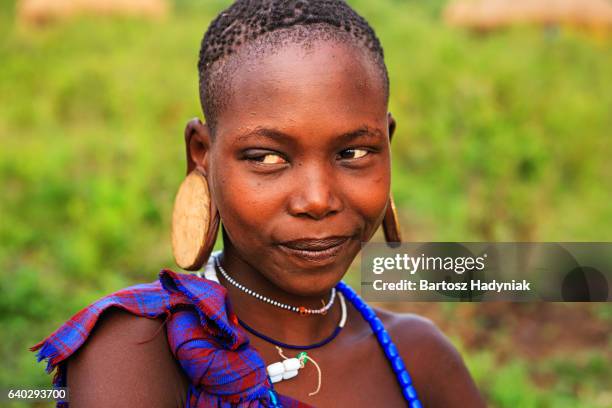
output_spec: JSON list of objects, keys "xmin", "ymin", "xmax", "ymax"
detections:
[
  {"xmin": 213, "ymin": 171, "xmax": 284, "ymax": 236},
  {"xmin": 345, "ymin": 172, "xmax": 390, "ymax": 236}
]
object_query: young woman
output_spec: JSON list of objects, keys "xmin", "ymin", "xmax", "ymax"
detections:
[{"xmin": 32, "ymin": 1, "xmax": 485, "ymax": 407}]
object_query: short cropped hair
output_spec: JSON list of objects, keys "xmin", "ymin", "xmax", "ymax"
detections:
[{"xmin": 198, "ymin": 0, "xmax": 389, "ymax": 131}]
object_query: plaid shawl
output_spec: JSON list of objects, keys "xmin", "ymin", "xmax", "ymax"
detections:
[{"xmin": 31, "ymin": 269, "xmax": 313, "ymax": 408}]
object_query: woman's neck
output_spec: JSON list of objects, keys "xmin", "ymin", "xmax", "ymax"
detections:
[{"xmin": 217, "ymin": 246, "xmax": 343, "ymax": 345}]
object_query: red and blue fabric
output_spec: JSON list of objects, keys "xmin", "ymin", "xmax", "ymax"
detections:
[{"xmin": 31, "ymin": 269, "xmax": 313, "ymax": 408}]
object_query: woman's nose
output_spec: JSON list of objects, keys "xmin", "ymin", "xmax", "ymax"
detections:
[{"xmin": 287, "ymin": 168, "xmax": 343, "ymax": 220}]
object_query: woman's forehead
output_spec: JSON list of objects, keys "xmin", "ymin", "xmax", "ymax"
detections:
[{"xmin": 215, "ymin": 40, "xmax": 388, "ymax": 140}]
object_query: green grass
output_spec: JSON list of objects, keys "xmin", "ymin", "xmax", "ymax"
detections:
[
  {"xmin": 1, "ymin": 0, "xmax": 610, "ymax": 406},
  {"xmin": 460, "ymin": 346, "xmax": 611, "ymax": 408}
]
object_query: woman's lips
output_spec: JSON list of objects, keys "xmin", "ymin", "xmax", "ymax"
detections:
[{"xmin": 277, "ymin": 236, "xmax": 352, "ymax": 264}]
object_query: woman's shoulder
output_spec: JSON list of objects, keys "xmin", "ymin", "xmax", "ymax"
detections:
[
  {"xmin": 66, "ymin": 308, "xmax": 189, "ymax": 407},
  {"xmin": 373, "ymin": 307, "xmax": 486, "ymax": 407},
  {"xmin": 33, "ymin": 270, "xmax": 244, "ymax": 406},
  {"xmin": 374, "ymin": 307, "xmax": 450, "ymax": 350},
  {"xmin": 31, "ymin": 279, "xmax": 170, "ymax": 367},
  {"xmin": 67, "ymin": 308, "xmax": 168, "ymax": 361},
  {"xmin": 373, "ymin": 307, "xmax": 458, "ymax": 374},
  {"xmin": 75, "ymin": 306, "xmax": 168, "ymax": 345}
]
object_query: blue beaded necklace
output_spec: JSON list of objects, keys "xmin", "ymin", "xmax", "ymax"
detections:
[{"xmin": 335, "ymin": 281, "xmax": 423, "ymax": 408}]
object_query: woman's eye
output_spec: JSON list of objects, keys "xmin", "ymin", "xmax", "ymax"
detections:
[
  {"xmin": 338, "ymin": 148, "xmax": 369, "ymax": 160},
  {"xmin": 252, "ymin": 153, "xmax": 287, "ymax": 164}
]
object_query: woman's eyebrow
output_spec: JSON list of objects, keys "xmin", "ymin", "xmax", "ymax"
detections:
[
  {"xmin": 236, "ymin": 127, "xmax": 293, "ymax": 143},
  {"xmin": 235, "ymin": 125, "xmax": 385, "ymax": 143},
  {"xmin": 337, "ymin": 126, "xmax": 385, "ymax": 143}
]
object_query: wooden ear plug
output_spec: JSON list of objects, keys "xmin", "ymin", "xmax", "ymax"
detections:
[
  {"xmin": 171, "ymin": 170, "xmax": 219, "ymax": 270},
  {"xmin": 382, "ymin": 195, "xmax": 402, "ymax": 245}
]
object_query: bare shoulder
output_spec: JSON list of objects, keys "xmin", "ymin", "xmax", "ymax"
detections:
[
  {"xmin": 66, "ymin": 308, "xmax": 188, "ymax": 408},
  {"xmin": 374, "ymin": 307, "xmax": 455, "ymax": 359},
  {"xmin": 373, "ymin": 307, "xmax": 486, "ymax": 408}
]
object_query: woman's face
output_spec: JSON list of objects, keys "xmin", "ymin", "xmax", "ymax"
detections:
[{"xmin": 207, "ymin": 40, "xmax": 391, "ymax": 296}]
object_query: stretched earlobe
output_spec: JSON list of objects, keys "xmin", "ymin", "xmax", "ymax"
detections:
[
  {"xmin": 384, "ymin": 113, "xmax": 401, "ymax": 245},
  {"xmin": 173, "ymin": 118, "xmax": 220, "ymax": 271},
  {"xmin": 387, "ymin": 112, "xmax": 396, "ymax": 142},
  {"xmin": 382, "ymin": 194, "xmax": 402, "ymax": 246}
]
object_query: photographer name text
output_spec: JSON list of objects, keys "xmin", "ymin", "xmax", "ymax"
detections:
[{"xmin": 372, "ymin": 279, "xmax": 532, "ymax": 293}]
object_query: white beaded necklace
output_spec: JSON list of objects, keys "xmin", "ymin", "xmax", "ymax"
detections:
[{"xmin": 213, "ymin": 255, "xmax": 337, "ymax": 316}]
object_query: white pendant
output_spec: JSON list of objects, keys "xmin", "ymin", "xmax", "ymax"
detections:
[
  {"xmin": 267, "ymin": 362, "xmax": 285, "ymax": 377},
  {"xmin": 267, "ymin": 358, "xmax": 303, "ymax": 384},
  {"xmin": 282, "ymin": 369, "xmax": 298, "ymax": 380},
  {"xmin": 283, "ymin": 358, "xmax": 301, "ymax": 371}
]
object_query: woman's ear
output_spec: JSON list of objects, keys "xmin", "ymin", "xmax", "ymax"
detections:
[
  {"xmin": 184, "ymin": 118, "xmax": 212, "ymax": 176},
  {"xmin": 387, "ymin": 112, "xmax": 396, "ymax": 142}
]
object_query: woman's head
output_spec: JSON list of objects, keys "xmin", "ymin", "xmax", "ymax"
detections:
[{"xmin": 187, "ymin": 0, "xmax": 395, "ymax": 296}]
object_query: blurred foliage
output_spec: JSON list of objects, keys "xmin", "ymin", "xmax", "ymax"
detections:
[
  {"xmin": 460, "ymin": 347, "xmax": 611, "ymax": 408},
  {"xmin": 0, "ymin": 0, "xmax": 610, "ymax": 407}
]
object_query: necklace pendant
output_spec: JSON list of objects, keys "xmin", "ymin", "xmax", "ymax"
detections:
[
  {"xmin": 298, "ymin": 306, "xmax": 307, "ymax": 316},
  {"xmin": 267, "ymin": 358, "xmax": 301, "ymax": 383}
]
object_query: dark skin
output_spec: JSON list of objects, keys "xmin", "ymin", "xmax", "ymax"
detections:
[{"xmin": 67, "ymin": 40, "xmax": 485, "ymax": 407}]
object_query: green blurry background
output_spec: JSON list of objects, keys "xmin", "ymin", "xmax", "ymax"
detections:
[{"xmin": 1, "ymin": 0, "xmax": 610, "ymax": 407}]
